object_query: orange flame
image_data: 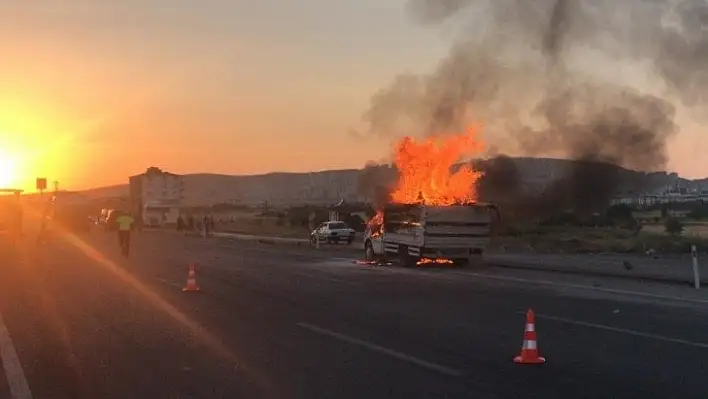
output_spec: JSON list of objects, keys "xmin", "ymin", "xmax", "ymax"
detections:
[
  {"xmin": 390, "ymin": 128, "xmax": 484, "ymax": 205},
  {"xmin": 366, "ymin": 210, "xmax": 384, "ymax": 237},
  {"xmin": 417, "ymin": 258, "xmax": 454, "ymax": 266}
]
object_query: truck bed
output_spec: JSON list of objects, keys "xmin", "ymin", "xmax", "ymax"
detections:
[{"xmin": 424, "ymin": 217, "xmax": 491, "ymax": 249}]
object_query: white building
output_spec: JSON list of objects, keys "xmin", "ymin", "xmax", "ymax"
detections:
[
  {"xmin": 611, "ymin": 190, "xmax": 708, "ymax": 208},
  {"xmin": 129, "ymin": 167, "xmax": 184, "ymax": 226}
]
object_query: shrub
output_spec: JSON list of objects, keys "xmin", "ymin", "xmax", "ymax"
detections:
[{"xmin": 664, "ymin": 218, "xmax": 684, "ymax": 236}]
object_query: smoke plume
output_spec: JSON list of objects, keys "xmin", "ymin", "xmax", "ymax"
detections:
[
  {"xmin": 361, "ymin": 0, "xmax": 708, "ymax": 214},
  {"xmin": 356, "ymin": 162, "xmax": 397, "ymax": 208},
  {"xmin": 475, "ymin": 155, "xmax": 522, "ymax": 203}
]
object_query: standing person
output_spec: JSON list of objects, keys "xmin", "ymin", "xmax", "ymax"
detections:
[
  {"xmin": 36, "ymin": 197, "xmax": 54, "ymax": 245},
  {"xmin": 9, "ymin": 192, "xmax": 22, "ymax": 244},
  {"xmin": 176, "ymin": 215, "xmax": 184, "ymax": 232},
  {"xmin": 115, "ymin": 212, "xmax": 135, "ymax": 257}
]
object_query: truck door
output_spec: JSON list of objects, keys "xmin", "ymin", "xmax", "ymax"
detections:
[
  {"xmin": 372, "ymin": 233, "xmax": 384, "ymax": 255},
  {"xmin": 365, "ymin": 224, "xmax": 385, "ymax": 256}
]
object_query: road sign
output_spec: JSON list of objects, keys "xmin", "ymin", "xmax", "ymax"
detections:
[{"xmin": 36, "ymin": 177, "xmax": 47, "ymax": 191}]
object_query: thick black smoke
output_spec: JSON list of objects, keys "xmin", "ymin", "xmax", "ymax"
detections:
[
  {"xmin": 361, "ymin": 0, "xmax": 708, "ymax": 215},
  {"xmin": 356, "ymin": 162, "xmax": 397, "ymax": 208},
  {"xmin": 475, "ymin": 155, "xmax": 522, "ymax": 203}
]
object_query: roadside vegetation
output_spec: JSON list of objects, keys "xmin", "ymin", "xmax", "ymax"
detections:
[
  {"xmin": 491, "ymin": 203, "xmax": 708, "ymax": 254},
  {"xmin": 177, "ymin": 202, "xmax": 371, "ymax": 238},
  {"xmin": 172, "ymin": 200, "xmax": 708, "ymax": 255}
]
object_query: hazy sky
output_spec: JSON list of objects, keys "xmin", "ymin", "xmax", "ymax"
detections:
[
  {"xmin": 0, "ymin": 0, "xmax": 448, "ymax": 189},
  {"xmin": 0, "ymin": 1, "xmax": 703, "ymax": 191}
]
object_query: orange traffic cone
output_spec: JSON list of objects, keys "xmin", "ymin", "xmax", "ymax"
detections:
[
  {"xmin": 182, "ymin": 263, "xmax": 201, "ymax": 292},
  {"xmin": 514, "ymin": 309, "xmax": 546, "ymax": 364}
]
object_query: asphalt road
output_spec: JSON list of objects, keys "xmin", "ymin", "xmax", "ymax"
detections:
[{"xmin": 0, "ymin": 227, "xmax": 706, "ymax": 398}]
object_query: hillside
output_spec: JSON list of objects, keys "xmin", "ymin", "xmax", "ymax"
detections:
[
  {"xmin": 81, "ymin": 184, "xmax": 130, "ymax": 199},
  {"xmin": 78, "ymin": 157, "xmax": 705, "ymax": 206}
]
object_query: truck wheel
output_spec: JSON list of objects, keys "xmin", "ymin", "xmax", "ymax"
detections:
[
  {"xmin": 365, "ymin": 241, "xmax": 376, "ymax": 261},
  {"xmin": 465, "ymin": 249, "xmax": 484, "ymax": 267},
  {"xmin": 398, "ymin": 245, "xmax": 415, "ymax": 267}
]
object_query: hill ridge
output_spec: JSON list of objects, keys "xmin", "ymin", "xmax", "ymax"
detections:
[{"xmin": 78, "ymin": 157, "xmax": 706, "ymax": 206}]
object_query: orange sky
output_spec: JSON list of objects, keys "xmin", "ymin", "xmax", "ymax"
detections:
[
  {"xmin": 0, "ymin": 1, "xmax": 441, "ymax": 192},
  {"xmin": 0, "ymin": 2, "xmax": 705, "ymax": 192}
]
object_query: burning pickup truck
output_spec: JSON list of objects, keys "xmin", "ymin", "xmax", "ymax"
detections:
[
  {"xmin": 363, "ymin": 202, "xmax": 500, "ymax": 267},
  {"xmin": 363, "ymin": 127, "xmax": 497, "ymax": 266}
]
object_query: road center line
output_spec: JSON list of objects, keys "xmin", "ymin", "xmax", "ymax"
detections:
[
  {"xmin": 296, "ymin": 322, "xmax": 462, "ymax": 377},
  {"xmin": 0, "ymin": 311, "xmax": 32, "ymax": 399},
  {"xmin": 455, "ymin": 271, "xmax": 708, "ymax": 305},
  {"xmin": 524, "ymin": 311, "xmax": 708, "ymax": 349}
]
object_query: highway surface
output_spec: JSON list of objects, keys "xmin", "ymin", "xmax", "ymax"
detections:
[{"xmin": 0, "ymin": 228, "xmax": 706, "ymax": 398}]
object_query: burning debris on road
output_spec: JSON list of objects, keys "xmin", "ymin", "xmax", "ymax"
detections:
[
  {"xmin": 354, "ymin": 258, "xmax": 455, "ymax": 268},
  {"xmin": 417, "ymin": 258, "xmax": 454, "ymax": 266}
]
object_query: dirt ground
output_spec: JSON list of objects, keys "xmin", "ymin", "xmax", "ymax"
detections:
[
  {"xmin": 213, "ymin": 213, "xmax": 309, "ymax": 238},
  {"xmin": 641, "ymin": 222, "xmax": 708, "ymax": 238},
  {"xmin": 210, "ymin": 212, "xmax": 708, "ymax": 254},
  {"xmin": 490, "ymin": 224, "xmax": 708, "ymax": 254}
]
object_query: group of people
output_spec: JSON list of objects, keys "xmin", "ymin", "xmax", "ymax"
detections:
[
  {"xmin": 7, "ymin": 202, "xmax": 218, "ymax": 258},
  {"xmin": 35, "ymin": 199, "xmax": 137, "ymax": 257},
  {"xmin": 108, "ymin": 212, "xmax": 216, "ymax": 258},
  {"xmin": 176, "ymin": 214, "xmax": 215, "ymax": 235}
]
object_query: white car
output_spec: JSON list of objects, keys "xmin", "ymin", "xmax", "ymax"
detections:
[{"xmin": 310, "ymin": 221, "xmax": 356, "ymax": 245}]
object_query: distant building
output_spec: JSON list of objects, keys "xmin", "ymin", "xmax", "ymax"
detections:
[
  {"xmin": 611, "ymin": 189, "xmax": 708, "ymax": 208},
  {"xmin": 129, "ymin": 167, "xmax": 184, "ymax": 226},
  {"xmin": 668, "ymin": 209, "xmax": 691, "ymax": 218}
]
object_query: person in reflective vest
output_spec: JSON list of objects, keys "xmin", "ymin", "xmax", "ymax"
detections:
[{"xmin": 115, "ymin": 212, "xmax": 135, "ymax": 256}]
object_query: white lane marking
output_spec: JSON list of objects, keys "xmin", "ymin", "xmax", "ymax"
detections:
[
  {"xmin": 451, "ymin": 271, "xmax": 708, "ymax": 305},
  {"xmin": 329, "ymin": 257, "xmax": 359, "ymax": 262},
  {"xmin": 215, "ymin": 243, "xmax": 357, "ymax": 260},
  {"xmin": 204, "ymin": 263, "xmax": 360, "ymax": 286},
  {"xmin": 296, "ymin": 322, "xmax": 462, "ymax": 377},
  {"xmin": 525, "ymin": 311, "xmax": 708, "ymax": 350},
  {"xmin": 154, "ymin": 277, "xmax": 183, "ymax": 289},
  {"xmin": 0, "ymin": 311, "xmax": 33, "ymax": 399},
  {"xmin": 286, "ymin": 272, "xmax": 359, "ymax": 286}
]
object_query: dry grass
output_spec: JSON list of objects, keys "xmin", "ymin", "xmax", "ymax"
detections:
[
  {"xmin": 491, "ymin": 225, "xmax": 708, "ymax": 254},
  {"xmin": 641, "ymin": 222, "xmax": 708, "ymax": 238},
  {"xmin": 214, "ymin": 213, "xmax": 309, "ymax": 238},
  {"xmin": 211, "ymin": 212, "xmax": 708, "ymax": 254}
]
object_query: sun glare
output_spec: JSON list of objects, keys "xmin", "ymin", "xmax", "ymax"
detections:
[{"xmin": 0, "ymin": 150, "xmax": 17, "ymax": 188}]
